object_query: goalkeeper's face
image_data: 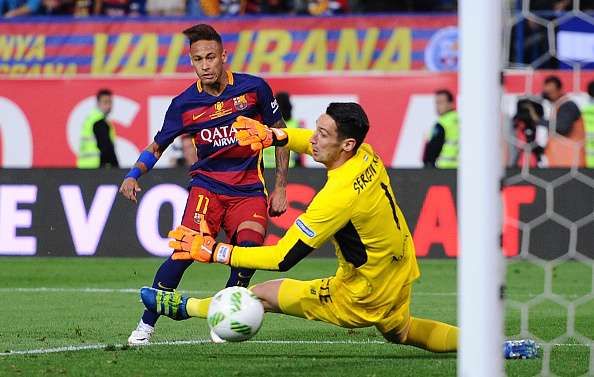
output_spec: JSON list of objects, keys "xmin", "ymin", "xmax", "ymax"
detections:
[
  {"xmin": 189, "ymin": 40, "xmax": 227, "ymax": 86},
  {"xmin": 310, "ymin": 114, "xmax": 352, "ymax": 166}
]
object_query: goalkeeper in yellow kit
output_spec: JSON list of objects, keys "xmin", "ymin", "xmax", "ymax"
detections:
[{"xmin": 141, "ymin": 103, "xmax": 458, "ymax": 352}]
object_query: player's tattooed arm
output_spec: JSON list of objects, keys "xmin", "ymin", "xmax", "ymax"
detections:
[
  {"xmin": 120, "ymin": 142, "xmax": 164, "ymax": 203},
  {"xmin": 268, "ymin": 119, "xmax": 289, "ymax": 217}
]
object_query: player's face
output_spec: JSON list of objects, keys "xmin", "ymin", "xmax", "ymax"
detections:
[
  {"xmin": 97, "ymin": 95, "xmax": 112, "ymax": 115},
  {"xmin": 310, "ymin": 114, "xmax": 345, "ymax": 165},
  {"xmin": 189, "ymin": 40, "xmax": 227, "ymax": 86},
  {"xmin": 435, "ymin": 94, "xmax": 453, "ymax": 115}
]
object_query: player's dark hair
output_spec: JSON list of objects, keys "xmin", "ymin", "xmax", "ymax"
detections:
[
  {"xmin": 435, "ymin": 89, "xmax": 454, "ymax": 103},
  {"xmin": 96, "ymin": 88, "xmax": 112, "ymax": 101},
  {"xmin": 326, "ymin": 102, "xmax": 369, "ymax": 152},
  {"xmin": 182, "ymin": 24, "xmax": 222, "ymax": 46},
  {"xmin": 587, "ymin": 81, "xmax": 594, "ymax": 98},
  {"xmin": 275, "ymin": 92, "xmax": 292, "ymax": 120},
  {"xmin": 544, "ymin": 75, "xmax": 562, "ymax": 90}
]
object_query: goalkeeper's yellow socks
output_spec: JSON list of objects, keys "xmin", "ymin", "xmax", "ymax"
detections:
[
  {"xmin": 186, "ymin": 297, "xmax": 212, "ymax": 318},
  {"xmin": 403, "ymin": 317, "xmax": 458, "ymax": 353}
]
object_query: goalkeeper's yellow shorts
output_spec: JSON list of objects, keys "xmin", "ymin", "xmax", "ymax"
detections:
[{"xmin": 277, "ymin": 277, "xmax": 412, "ymax": 335}]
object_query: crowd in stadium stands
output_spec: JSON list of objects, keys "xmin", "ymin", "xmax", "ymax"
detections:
[{"xmin": 0, "ymin": 0, "xmax": 458, "ymax": 17}]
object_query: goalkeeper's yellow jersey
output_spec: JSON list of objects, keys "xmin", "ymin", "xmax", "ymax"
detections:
[{"xmin": 231, "ymin": 128, "xmax": 420, "ymax": 307}]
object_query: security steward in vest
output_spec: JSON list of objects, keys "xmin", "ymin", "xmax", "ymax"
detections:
[
  {"xmin": 422, "ymin": 89, "xmax": 459, "ymax": 168},
  {"xmin": 77, "ymin": 89, "xmax": 119, "ymax": 168}
]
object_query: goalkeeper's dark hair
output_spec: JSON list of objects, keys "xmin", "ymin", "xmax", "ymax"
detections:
[
  {"xmin": 96, "ymin": 88, "xmax": 112, "ymax": 101},
  {"xmin": 326, "ymin": 102, "xmax": 369, "ymax": 152},
  {"xmin": 182, "ymin": 24, "xmax": 222, "ymax": 47}
]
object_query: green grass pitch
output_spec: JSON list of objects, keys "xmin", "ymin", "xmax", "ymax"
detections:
[{"xmin": 0, "ymin": 258, "xmax": 592, "ymax": 376}]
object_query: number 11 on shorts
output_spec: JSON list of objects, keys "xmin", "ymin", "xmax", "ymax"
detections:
[{"xmin": 196, "ymin": 194, "xmax": 210, "ymax": 214}]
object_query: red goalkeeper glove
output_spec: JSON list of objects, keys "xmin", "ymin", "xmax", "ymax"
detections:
[
  {"xmin": 168, "ymin": 217, "xmax": 233, "ymax": 264},
  {"xmin": 232, "ymin": 115, "xmax": 288, "ymax": 151}
]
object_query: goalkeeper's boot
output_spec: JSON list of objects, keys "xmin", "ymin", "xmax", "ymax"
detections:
[
  {"xmin": 503, "ymin": 339, "xmax": 539, "ymax": 359},
  {"xmin": 127, "ymin": 320, "xmax": 154, "ymax": 346},
  {"xmin": 140, "ymin": 287, "xmax": 190, "ymax": 321}
]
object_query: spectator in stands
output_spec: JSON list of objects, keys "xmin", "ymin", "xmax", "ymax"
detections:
[
  {"xmin": 38, "ymin": 0, "xmax": 74, "ymax": 15},
  {"xmin": 361, "ymin": 0, "xmax": 454, "ymax": 12},
  {"xmin": 541, "ymin": 75, "xmax": 586, "ymax": 166},
  {"xmin": 93, "ymin": 0, "xmax": 144, "ymax": 16},
  {"xmin": 146, "ymin": 0, "xmax": 183, "ymax": 16},
  {"xmin": 422, "ymin": 89, "xmax": 459, "ymax": 168},
  {"xmin": 128, "ymin": 0, "xmax": 144, "ymax": 15},
  {"xmin": 187, "ymin": 0, "xmax": 259, "ymax": 16},
  {"xmin": 510, "ymin": 98, "xmax": 548, "ymax": 167},
  {"xmin": 260, "ymin": 0, "xmax": 294, "ymax": 14},
  {"xmin": 219, "ymin": 0, "xmax": 261, "ymax": 15},
  {"xmin": 301, "ymin": 0, "xmax": 348, "ymax": 15},
  {"xmin": 77, "ymin": 89, "xmax": 119, "ymax": 169},
  {"xmin": 220, "ymin": 0, "xmax": 243, "ymax": 15},
  {"xmin": 1, "ymin": 0, "xmax": 41, "ymax": 17},
  {"xmin": 73, "ymin": 0, "xmax": 90, "ymax": 16},
  {"xmin": 186, "ymin": 0, "xmax": 215, "ymax": 16}
]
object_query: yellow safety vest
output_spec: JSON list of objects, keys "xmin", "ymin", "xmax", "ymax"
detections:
[
  {"xmin": 581, "ymin": 103, "xmax": 594, "ymax": 168},
  {"xmin": 77, "ymin": 109, "xmax": 116, "ymax": 168},
  {"xmin": 436, "ymin": 110, "xmax": 459, "ymax": 169},
  {"xmin": 263, "ymin": 118, "xmax": 299, "ymax": 168}
]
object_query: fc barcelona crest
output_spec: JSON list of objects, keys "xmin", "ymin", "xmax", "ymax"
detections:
[{"xmin": 233, "ymin": 95, "xmax": 248, "ymax": 111}]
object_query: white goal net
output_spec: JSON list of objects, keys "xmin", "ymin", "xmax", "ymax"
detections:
[{"xmin": 501, "ymin": 1, "xmax": 594, "ymax": 375}]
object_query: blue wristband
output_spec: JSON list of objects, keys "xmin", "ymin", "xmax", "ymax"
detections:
[
  {"xmin": 138, "ymin": 150, "xmax": 158, "ymax": 170},
  {"xmin": 125, "ymin": 167, "xmax": 142, "ymax": 180},
  {"xmin": 125, "ymin": 151, "xmax": 158, "ymax": 180}
]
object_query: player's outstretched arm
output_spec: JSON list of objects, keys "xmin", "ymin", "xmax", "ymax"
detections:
[
  {"xmin": 169, "ymin": 222, "xmax": 320, "ymax": 271},
  {"xmin": 233, "ymin": 116, "xmax": 316, "ymax": 156},
  {"xmin": 119, "ymin": 142, "xmax": 164, "ymax": 203},
  {"xmin": 169, "ymin": 188, "xmax": 345, "ymax": 271},
  {"xmin": 233, "ymin": 116, "xmax": 288, "ymax": 150}
]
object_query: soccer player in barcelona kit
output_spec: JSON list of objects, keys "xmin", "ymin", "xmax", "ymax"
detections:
[
  {"xmin": 120, "ymin": 24, "xmax": 289, "ymax": 345},
  {"xmin": 141, "ymin": 103, "xmax": 460, "ymax": 353}
]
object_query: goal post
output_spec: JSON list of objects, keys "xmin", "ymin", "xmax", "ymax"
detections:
[{"xmin": 458, "ymin": 0, "xmax": 505, "ymax": 376}]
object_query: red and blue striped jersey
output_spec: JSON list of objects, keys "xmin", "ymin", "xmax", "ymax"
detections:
[{"xmin": 154, "ymin": 71, "xmax": 282, "ymax": 197}]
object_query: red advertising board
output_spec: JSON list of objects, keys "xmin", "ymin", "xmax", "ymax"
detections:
[
  {"xmin": 1, "ymin": 70, "xmax": 593, "ymax": 168},
  {"xmin": 0, "ymin": 73, "xmax": 457, "ymax": 167}
]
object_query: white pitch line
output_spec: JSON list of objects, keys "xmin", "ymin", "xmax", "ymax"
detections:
[
  {"xmin": 1, "ymin": 339, "xmax": 590, "ymax": 357},
  {"xmin": 0, "ymin": 339, "xmax": 388, "ymax": 356},
  {"xmin": 0, "ymin": 287, "xmax": 213, "ymax": 295}
]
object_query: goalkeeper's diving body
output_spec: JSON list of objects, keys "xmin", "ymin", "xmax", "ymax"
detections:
[{"xmin": 141, "ymin": 102, "xmax": 459, "ymax": 352}]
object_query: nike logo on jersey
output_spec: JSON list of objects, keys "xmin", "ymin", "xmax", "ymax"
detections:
[
  {"xmin": 192, "ymin": 111, "xmax": 206, "ymax": 121},
  {"xmin": 252, "ymin": 213, "xmax": 266, "ymax": 220}
]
